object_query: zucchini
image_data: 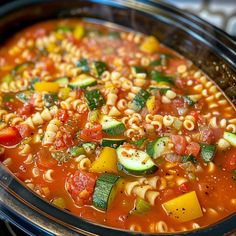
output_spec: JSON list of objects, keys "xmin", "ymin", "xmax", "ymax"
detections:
[
  {"xmin": 93, "ymin": 173, "xmax": 120, "ymax": 210},
  {"xmin": 82, "ymin": 142, "xmax": 96, "ymax": 154},
  {"xmin": 200, "ymin": 143, "xmax": 216, "ymax": 162},
  {"xmin": 43, "ymin": 93, "xmax": 58, "ymax": 108},
  {"xmin": 68, "ymin": 145, "xmax": 85, "ymax": 156},
  {"xmin": 150, "ymin": 71, "xmax": 173, "ymax": 84},
  {"xmin": 56, "ymin": 77, "xmax": 69, "ymax": 87},
  {"xmin": 130, "ymin": 138, "xmax": 147, "ymax": 147},
  {"xmin": 2, "ymin": 94, "xmax": 14, "ymax": 102},
  {"xmin": 223, "ymin": 131, "xmax": 236, "ymax": 147},
  {"xmin": 182, "ymin": 154, "xmax": 198, "ymax": 164},
  {"xmin": 76, "ymin": 59, "xmax": 90, "ymax": 73},
  {"xmin": 146, "ymin": 137, "xmax": 172, "ymax": 159},
  {"xmin": 56, "ymin": 26, "xmax": 72, "ymax": 33},
  {"xmin": 69, "ymin": 74, "xmax": 97, "ymax": 89},
  {"xmin": 16, "ymin": 91, "xmax": 32, "ymax": 103},
  {"xmin": 2, "ymin": 74, "xmax": 13, "ymax": 84},
  {"xmin": 184, "ymin": 95, "xmax": 200, "ymax": 106},
  {"xmin": 94, "ymin": 61, "xmax": 107, "ymax": 76},
  {"xmin": 101, "ymin": 115, "xmax": 125, "ymax": 135},
  {"xmin": 117, "ymin": 146, "xmax": 158, "ymax": 175},
  {"xmin": 131, "ymin": 89, "xmax": 150, "ymax": 111},
  {"xmin": 232, "ymin": 169, "xmax": 236, "ymax": 181},
  {"xmin": 131, "ymin": 66, "xmax": 146, "ymax": 74},
  {"xmin": 150, "ymin": 54, "xmax": 170, "ymax": 67},
  {"xmin": 101, "ymin": 138, "xmax": 125, "ymax": 149},
  {"xmin": 84, "ymin": 89, "xmax": 105, "ymax": 110},
  {"xmin": 30, "ymin": 78, "xmax": 40, "ymax": 90},
  {"xmin": 132, "ymin": 198, "xmax": 151, "ymax": 214},
  {"xmin": 149, "ymin": 87, "xmax": 170, "ymax": 95}
]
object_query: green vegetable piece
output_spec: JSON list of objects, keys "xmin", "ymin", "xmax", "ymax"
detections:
[
  {"xmin": 2, "ymin": 74, "xmax": 13, "ymax": 84},
  {"xmin": 200, "ymin": 143, "xmax": 216, "ymax": 162},
  {"xmin": 68, "ymin": 146, "xmax": 85, "ymax": 156},
  {"xmin": 131, "ymin": 89, "xmax": 150, "ymax": 111},
  {"xmin": 56, "ymin": 77, "xmax": 69, "ymax": 87},
  {"xmin": 150, "ymin": 71, "xmax": 173, "ymax": 84},
  {"xmin": 82, "ymin": 142, "xmax": 96, "ymax": 154},
  {"xmin": 16, "ymin": 91, "xmax": 32, "ymax": 103},
  {"xmin": 56, "ymin": 26, "xmax": 72, "ymax": 33},
  {"xmin": 101, "ymin": 138, "xmax": 125, "ymax": 149},
  {"xmin": 223, "ymin": 132, "xmax": 236, "ymax": 147},
  {"xmin": 12, "ymin": 62, "xmax": 34, "ymax": 75},
  {"xmin": 149, "ymin": 87, "xmax": 170, "ymax": 95},
  {"xmin": 94, "ymin": 61, "xmax": 107, "ymax": 76},
  {"xmin": 76, "ymin": 59, "xmax": 90, "ymax": 73},
  {"xmin": 3, "ymin": 94, "xmax": 14, "ymax": 102},
  {"xmin": 131, "ymin": 66, "xmax": 146, "ymax": 74},
  {"xmin": 182, "ymin": 154, "xmax": 198, "ymax": 164},
  {"xmin": 43, "ymin": 93, "xmax": 58, "ymax": 108},
  {"xmin": 84, "ymin": 89, "xmax": 105, "ymax": 110},
  {"xmin": 101, "ymin": 116, "xmax": 126, "ymax": 135},
  {"xmin": 133, "ymin": 198, "xmax": 151, "ymax": 214},
  {"xmin": 184, "ymin": 96, "xmax": 195, "ymax": 106},
  {"xmin": 108, "ymin": 32, "xmax": 120, "ymax": 39},
  {"xmin": 150, "ymin": 60, "xmax": 161, "ymax": 66},
  {"xmin": 130, "ymin": 138, "xmax": 147, "ymax": 147},
  {"xmin": 30, "ymin": 78, "xmax": 40, "ymax": 90},
  {"xmin": 232, "ymin": 169, "xmax": 236, "ymax": 181}
]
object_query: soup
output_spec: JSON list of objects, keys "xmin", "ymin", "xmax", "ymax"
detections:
[{"xmin": 0, "ymin": 19, "xmax": 235, "ymax": 233}]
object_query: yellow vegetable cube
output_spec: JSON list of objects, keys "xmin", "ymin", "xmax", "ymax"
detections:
[
  {"xmin": 146, "ymin": 96, "xmax": 155, "ymax": 113},
  {"xmin": 140, "ymin": 36, "xmax": 160, "ymax": 53},
  {"xmin": 59, "ymin": 87, "xmax": 71, "ymax": 100},
  {"xmin": 90, "ymin": 147, "xmax": 118, "ymax": 173},
  {"xmin": 162, "ymin": 191, "xmax": 203, "ymax": 222},
  {"xmin": 74, "ymin": 25, "xmax": 85, "ymax": 40},
  {"xmin": 52, "ymin": 197, "xmax": 65, "ymax": 209},
  {"xmin": 34, "ymin": 82, "xmax": 59, "ymax": 93}
]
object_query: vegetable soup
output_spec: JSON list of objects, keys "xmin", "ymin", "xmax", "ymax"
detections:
[{"xmin": 0, "ymin": 19, "xmax": 235, "ymax": 233}]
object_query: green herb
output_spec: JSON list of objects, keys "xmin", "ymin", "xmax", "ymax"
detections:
[{"xmin": 52, "ymin": 151, "xmax": 71, "ymax": 164}]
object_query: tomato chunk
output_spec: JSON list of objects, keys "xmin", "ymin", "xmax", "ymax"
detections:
[
  {"xmin": 80, "ymin": 124, "xmax": 103, "ymax": 142},
  {"xmin": 201, "ymin": 128, "xmax": 215, "ymax": 144},
  {"xmin": 66, "ymin": 170, "xmax": 97, "ymax": 205},
  {"xmin": 224, "ymin": 149, "xmax": 236, "ymax": 171},
  {"xmin": 36, "ymin": 148, "xmax": 57, "ymax": 169},
  {"xmin": 0, "ymin": 127, "xmax": 22, "ymax": 146},
  {"xmin": 16, "ymin": 124, "xmax": 32, "ymax": 138},
  {"xmin": 185, "ymin": 142, "xmax": 200, "ymax": 157},
  {"xmin": 171, "ymin": 135, "xmax": 187, "ymax": 155}
]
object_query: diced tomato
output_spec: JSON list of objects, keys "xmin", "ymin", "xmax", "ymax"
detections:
[
  {"xmin": 175, "ymin": 76, "xmax": 187, "ymax": 89},
  {"xmin": 201, "ymin": 128, "xmax": 215, "ymax": 144},
  {"xmin": 76, "ymin": 89, "xmax": 83, "ymax": 99},
  {"xmin": 189, "ymin": 111, "xmax": 199, "ymax": 122},
  {"xmin": 36, "ymin": 148, "xmax": 57, "ymax": 169},
  {"xmin": 224, "ymin": 149, "xmax": 236, "ymax": 171},
  {"xmin": 41, "ymin": 57, "xmax": 55, "ymax": 72},
  {"xmin": 211, "ymin": 128, "xmax": 224, "ymax": 141},
  {"xmin": 16, "ymin": 124, "xmax": 32, "ymax": 138},
  {"xmin": 66, "ymin": 170, "xmax": 97, "ymax": 205},
  {"xmin": 178, "ymin": 183, "xmax": 188, "ymax": 193},
  {"xmin": 171, "ymin": 135, "xmax": 187, "ymax": 155},
  {"xmin": 58, "ymin": 110, "xmax": 69, "ymax": 123},
  {"xmin": 0, "ymin": 127, "xmax": 22, "ymax": 146},
  {"xmin": 172, "ymin": 97, "xmax": 185, "ymax": 108},
  {"xmin": 185, "ymin": 142, "xmax": 200, "ymax": 157},
  {"xmin": 54, "ymin": 133, "xmax": 73, "ymax": 150},
  {"xmin": 18, "ymin": 103, "xmax": 35, "ymax": 117},
  {"xmin": 80, "ymin": 124, "xmax": 103, "ymax": 142}
]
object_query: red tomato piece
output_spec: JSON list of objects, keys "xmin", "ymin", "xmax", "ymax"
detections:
[
  {"xmin": 224, "ymin": 149, "xmax": 236, "ymax": 171},
  {"xmin": 171, "ymin": 135, "xmax": 187, "ymax": 155},
  {"xmin": 189, "ymin": 111, "xmax": 199, "ymax": 122},
  {"xmin": 16, "ymin": 124, "xmax": 32, "ymax": 138},
  {"xmin": 0, "ymin": 127, "xmax": 22, "ymax": 146},
  {"xmin": 201, "ymin": 128, "xmax": 215, "ymax": 144},
  {"xmin": 178, "ymin": 183, "xmax": 188, "ymax": 193},
  {"xmin": 185, "ymin": 142, "xmax": 200, "ymax": 157},
  {"xmin": 58, "ymin": 110, "xmax": 69, "ymax": 123},
  {"xmin": 36, "ymin": 148, "xmax": 57, "ymax": 169},
  {"xmin": 80, "ymin": 124, "xmax": 103, "ymax": 142},
  {"xmin": 66, "ymin": 170, "xmax": 97, "ymax": 205},
  {"xmin": 18, "ymin": 103, "xmax": 35, "ymax": 117}
]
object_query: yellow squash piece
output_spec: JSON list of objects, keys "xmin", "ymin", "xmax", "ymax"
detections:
[
  {"xmin": 162, "ymin": 191, "xmax": 203, "ymax": 222},
  {"xmin": 73, "ymin": 25, "xmax": 85, "ymax": 40},
  {"xmin": 34, "ymin": 82, "xmax": 59, "ymax": 93},
  {"xmin": 140, "ymin": 36, "xmax": 160, "ymax": 53},
  {"xmin": 90, "ymin": 147, "xmax": 118, "ymax": 173},
  {"xmin": 146, "ymin": 96, "xmax": 155, "ymax": 113},
  {"xmin": 52, "ymin": 197, "xmax": 66, "ymax": 209}
]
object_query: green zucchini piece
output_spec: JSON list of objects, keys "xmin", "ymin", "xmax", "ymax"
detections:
[
  {"xmin": 131, "ymin": 66, "xmax": 146, "ymax": 74},
  {"xmin": 108, "ymin": 32, "xmax": 120, "ymax": 39},
  {"xmin": 69, "ymin": 74, "xmax": 97, "ymax": 89},
  {"xmin": 30, "ymin": 78, "xmax": 40, "ymax": 90},
  {"xmin": 130, "ymin": 138, "xmax": 147, "ymax": 147},
  {"xmin": 43, "ymin": 93, "xmax": 58, "ymax": 108},
  {"xmin": 16, "ymin": 91, "xmax": 32, "ymax": 103},
  {"xmin": 232, "ymin": 169, "xmax": 236, "ymax": 181},
  {"xmin": 82, "ymin": 142, "xmax": 96, "ymax": 154},
  {"xmin": 76, "ymin": 59, "xmax": 90, "ymax": 73},
  {"xmin": 101, "ymin": 138, "xmax": 125, "ymax": 149},
  {"xmin": 84, "ymin": 89, "xmax": 105, "ymax": 110},
  {"xmin": 150, "ymin": 71, "xmax": 173, "ymax": 84},
  {"xmin": 223, "ymin": 132, "xmax": 236, "ymax": 147},
  {"xmin": 101, "ymin": 116, "xmax": 125, "ymax": 135},
  {"xmin": 12, "ymin": 62, "xmax": 34, "ymax": 75},
  {"xmin": 182, "ymin": 154, "xmax": 198, "ymax": 164},
  {"xmin": 93, "ymin": 173, "xmax": 120, "ymax": 210},
  {"xmin": 68, "ymin": 146, "xmax": 85, "ymax": 156},
  {"xmin": 56, "ymin": 26, "xmax": 72, "ymax": 33},
  {"xmin": 131, "ymin": 89, "xmax": 150, "ymax": 111},
  {"xmin": 56, "ymin": 77, "xmax": 69, "ymax": 87},
  {"xmin": 146, "ymin": 137, "xmax": 171, "ymax": 159},
  {"xmin": 2, "ymin": 74, "xmax": 13, "ymax": 84},
  {"xmin": 117, "ymin": 146, "xmax": 158, "ymax": 175},
  {"xmin": 94, "ymin": 61, "xmax": 107, "ymax": 76},
  {"xmin": 149, "ymin": 87, "xmax": 171, "ymax": 95},
  {"xmin": 132, "ymin": 198, "xmax": 151, "ymax": 214},
  {"xmin": 3, "ymin": 94, "xmax": 14, "ymax": 102},
  {"xmin": 200, "ymin": 143, "xmax": 216, "ymax": 162}
]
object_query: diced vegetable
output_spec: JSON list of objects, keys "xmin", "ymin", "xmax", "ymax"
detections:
[
  {"xmin": 132, "ymin": 198, "xmax": 151, "ymax": 214},
  {"xmin": 146, "ymin": 96, "xmax": 155, "ymax": 113},
  {"xmin": 117, "ymin": 146, "xmax": 158, "ymax": 175},
  {"xmin": 76, "ymin": 58, "xmax": 89, "ymax": 73},
  {"xmin": 182, "ymin": 154, "xmax": 198, "ymax": 164},
  {"xmin": 12, "ymin": 62, "xmax": 34, "ymax": 75},
  {"xmin": 80, "ymin": 125, "xmax": 103, "ymax": 142},
  {"xmin": 150, "ymin": 71, "xmax": 173, "ymax": 84},
  {"xmin": 29, "ymin": 78, "xmax": 40, "ymax": 90},
  {"xmin": 88, "ymin": 110, "xmax": 100, "ymax": 123},
  {"xmin": 16, "ymin": 91, "xmax": 32, "ymax": 103},
  {"xmin": 69, "ymin": 74, "xmax": 97, "ymax": 89},
  {"xmin": 2, "ymin": 74, "xmax": 13, "ymax": 84},
  {"xmin": 56, "ymin": 26, "xmax": 72, "ymax": 33},
  {"xmin": 3, "ymin": 94, "xmax": 14, "ymax": 102},
  {"xmin": 108, "ymin": 31, "xmax": 120, "ymax": 39},
  {"xmin": 100, "ymin": 115, "xmax": 125, "ymax": 135},
  {"xmin": 56, "ymin": 77, "xmax": 69, "ymax": 87},
  {"xmin": 90, "ymin": 147, "xmax": 118, "ymax": 173},
  {"xmin": 223, "ymin": 132, "xmax": 236, "ymax": 147},
  {"xmin": 68, "ymin": 145, "xmax": 85, "ymax": 156},
  {"xmin": 149, "ymin": 87, "xmax": 170, "ymax": 95},
  {"xmin": 200, "ymin": 143, "xmax": 216, "ymax": 162},
  {"xmin": 140, "ymin": 36, "xmax": 159, "ymax": 53},
  {"xmin": 43, "ymin": 93, "xmax": 58, "ymax": 108},
  {"xmin": 52, "ymin": 197, "xmax": 66, "ymax": 208},
  {"xmin": 82, "ymin": 142, "xmax": 96, "ymax": 154},
  {"xmin": 131, "ymin": 89, "xmax": 150, "ymax": 111},
  {"xmin": 131, "ymin": 66, "xmax": 146, "ymax": 74},
  {"xmin": 84, "ymin": 89, "xmax": 105, "ymax": 110},
  {"xmin": 150, "ymin": 54, "xmax": 170, "ymax": 67},
  {"xmin": 94, "ymin": 61, "xmax": 107, "ymax": 76},
  {"xmin": 93, "ymin": 173, "xmax": 120, "ymax": 210},
  {"xmin": 59, "ymin": 87, "xmax": 71, "ymax": 100},
  {"xmin": 73, "ymin": 25, "xmax": 85, "ymax": 40},
  {"xmin": 101, "ymin": 138, "xmax": 125, "ymax": 149},
  {"xmin": 146, "ymin": 137, "xmax": 172, "ymax": 159},
  {"xmin": 0, "ymin": 127, "xmax": 22, "ymax": 146},
  {"xmin": 232, "ymin": 169, "xmax": 236, "ymax": 181},
  {"xmin": 184, "ymin": 95, "xmax": 201, "ymax": 106},
  {"xmin": 130, "ymin": 138, "xmax": 147, "ymax": 147},
  {"xmin": 34, "ymin": 82, "xmax": 59, "ymax": 93}
]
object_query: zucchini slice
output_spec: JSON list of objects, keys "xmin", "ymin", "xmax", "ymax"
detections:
[
  {"xmin": 130, "ymin": 138, "xmax": 147, "ymax": 147},
  {"xmin": 200, "ymin": 143, "xmax": 216, "ymax": 162},
  {"xmin": 93, "ymin": 173, "xmax": 120, "ymax": 210},
  {"xmin": 76, "ymin": 58, "xmax": 90, "ymax": 73},
  {"xmin": 84, "ymin": 89, "xmax": 105, "ymax": 110},
  {"xmin": 131, "ymin": 89, "xmax": 150, "ymax": 111},
  {"xmin": 43, "ymin": 93, "xmax": 58, "ymax": 108},
  {"xmin": 56, "ymin": 77, "xmax": 69, "ymax": 87},
  {"xmin": 184, "ymin": 95, "xmax": 201, "ymax": 106},
  {"xmin": 149, "ymin": 87, "xmax": 170, "ymax": 95},
  {"xmin": 150, "ymin": 71, "xmax": 173, "ymax": 84},
  {"xmin": 182, "ymin": 154, "xmax": 198, "ymax": 164},
  {"xmin": 117, "ymin": 146, "xmax": 158, "ymax": 175},
  {"xmin": 101, "ymin": 116, "xmax": 125, "ymax": 135},
  {"xmin": 16, "ymin": 91, "xmax": 32, "ymax": 103},
  {"xmin": 101, "ymin": 138, "xmax": 125, "ymax": 149},
  {"xmin": 68, "ymin": 145, "xmax": 85, "ymax": 156},
  {"xmin": 69, "ymin": 74, "xmax": 97, "ymax": 89},
  {"xmin": 131, "ymin": 66, "xmax": 146, "ymax": 74},
  {"xmin": 146, "ymin": 137, "xmax": 172, "ymax": 159},
  {"xmin": 223, "ymin": 131, "xmax": 236, "ymax": 147},
  {"xmin": 94, "ymin": 61, "xmax": 107, "ymax": 76}
]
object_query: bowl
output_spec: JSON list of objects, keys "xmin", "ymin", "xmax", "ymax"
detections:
[{"xmin": 0, "ymin": 0, "xmax": 235, "ymax": 235}]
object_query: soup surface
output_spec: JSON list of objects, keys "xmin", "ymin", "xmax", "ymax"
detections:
[{"xmin": 0, "ymin": 19, "xmax": 235, "ymax": 233}]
